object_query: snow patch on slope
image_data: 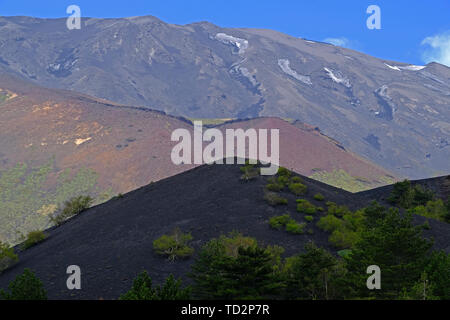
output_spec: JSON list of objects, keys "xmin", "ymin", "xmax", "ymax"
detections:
[
  {"xmin": 215, "ymin": 33, "xmax": 249, "ymax": 55},
  {"xmin": 384, "ymin": 63, "xmax": 401, "ymax": 71},
  {"xmin": 384, "ymin": 63, "xmax": 426, "ymax": 71},
  {"xmin": 278, "ymin": 59, "xmax": 312, "ymax": 85},
  {"xmin": 323, "ymin": 67, "xmax": 351, "ymax": 88},
  {"xmin": 400, "ymin": 65, "xmax": 426, "ymax": 71}
]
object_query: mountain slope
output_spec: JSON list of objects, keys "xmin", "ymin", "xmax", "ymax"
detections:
[
  {"xmin": 0, "ymin": 163, "xmax": 448, "ymax": 300},
  {"xmin": 0, "ymin": 73, "xmax": 195, "ymax": 242},
  {"xmin": 0, "ymin": 73, "xmax": 398, "ymax": 243},
  {"xmin": 0, "ymin": 16, "xmax": 448, "ymax": 178},
  {"xmin": 218, "ymin": 118, "xmax": 395, "ymax": 191}
]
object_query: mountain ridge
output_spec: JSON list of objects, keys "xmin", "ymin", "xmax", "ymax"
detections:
[{"xmin": 0, "ymin": 15, "xmax": 448, "ymax": 178}]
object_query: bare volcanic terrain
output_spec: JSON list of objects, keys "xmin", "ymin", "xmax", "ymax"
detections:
[
  {"xmin": 0, "ymin": 73, "xmax": 396, "ymax": 243},
  {"xmin": 0, "ymin": 163, "xmax": 448, "ymax": 300},
  {"xmin": 0, "ymin": 16, "xmax": 449, "ymax": 178},
  {"xmin": 0, "ymin": 73, "xmax": 194, "ymax": 242}
]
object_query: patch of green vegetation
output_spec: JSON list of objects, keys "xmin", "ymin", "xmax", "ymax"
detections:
[
  {"xmin": 263, "ymin": 191, "xmax": 288, "ymax": 206},
  {"xmin": 337, "ymin": 249, "xmax": 352, "ymax": 258},
  {"xmin": 410, "ymin": 199, "xmax": 449, "ymax": 222},
  {"xmin": 313, "ymin": 193, "xmax": 325, "ymax": 201},
  {"xmin": 327, "ymin": 202, "xmax": 351, "ymax": 218},
  {"xmin": 296, "ymin": 199, "xmax": 317, "ymax": 214},
  {"xmin": 239, "ymin": 164, "xmax": 260, "ymax": 181},
  {"xmin": 283, "ymin": 242, "xmax": 346, "ymax": 299},
  {"xmin": 0, "ymin": 93, "xmax": 8, "ymax": 104},
  {"xmin": 277, "ymin": 167, "xmax": 292, "ymax": 177},
  {"xmin": 50, "ymin": 196, "xmax": 93, "ymax": 226},
  {"xmin": 309, "ymin": 169, "xmax": 394, "ymax": 192},
  {"xmin": 189, "ymin": 234, "xmax": 283, "ymax": 299},
  {"xmin": 304, "ymin": 215, "xmax": 314, "ymax": 222},
  {"xmin": 153, "ymin": 228, "xmax": 194, "ymax": 261},
  {"xmin": 288, "ymin": 182, "xmax": 307, "ymax": 195},
  {"xmin": 269, "ymin": 214, "xmax": 292, "ymax": 230},
  {"xmin": 286, "ymin": 221, "xmax": 306, "ymax": 234},
  {"xmin": 0, "ymin": 268, "xmax": 47, "ymax": 300},
  {"xmin": 290, "ymin": 176, "xmax": 303, "ymax": 183},
  {"xmin": 21, "ymin": 230, "xmax": 47, "ymax": 250},
  {"xmin": 120, "ymin": 272, "xmax": 191, "ymax": 300},
  {"xmin": 0, "ymin": 159, "xmax": 100, "ymax": 244},
  {"xmin": 0, "ymin": 241, "xmax": 18, "ymax": 273},
  {"xmin": 266, "ymin": 182, "xmax": 284, "ymax": 192},
  {"xmin": 316, "ymin": 203, "xmax": 366, "ymax": 249},
  {"xmin": 388, "ymin": 180, "xmax": 449, "ymax": 223},
  {"xmin": 264, "ymin": 168, "xmax": 304, "ymax": 195},
  {"xmin": 388, "ymin": 180, "xmax": 434, "ymax": 208},
  {"xmin": 269, "ymin": 214, "xmax": 305, "ymax": 235}
]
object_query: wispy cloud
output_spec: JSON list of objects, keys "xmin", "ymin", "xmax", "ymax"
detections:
[
  {"xmin": 421, "ymin": 31, "xmax": 450, "ymax": 67},
  {"xmin": 323, "ymin": 37, "xmax": 351, "ymax": 48}
]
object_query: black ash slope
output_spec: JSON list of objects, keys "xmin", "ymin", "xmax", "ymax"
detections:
[{"xmin": 0, "ymin": 164, "xmax": 449, "ymax": 300}]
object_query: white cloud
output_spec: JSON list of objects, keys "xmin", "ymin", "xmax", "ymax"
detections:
[
  {"xmin": 421, "ymin": 31, "xmax": 450, "ymax": 67},
  {"xmin": 323, "ymin": 37, "xmax": 350, "ymax": 48}
]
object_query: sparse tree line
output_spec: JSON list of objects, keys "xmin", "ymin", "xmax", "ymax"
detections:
[{"xmin": 1, "ymin": 211, "xmax": 449, "ymax": 300}]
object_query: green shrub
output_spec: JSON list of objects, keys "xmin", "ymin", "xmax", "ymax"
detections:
[
  {"xmin": 296, "ymin": 199, "xmax": 317, "ymax": 214},
  {"xmin": 266, "ymin": 183, "xmax": 284, "ymax": 192},
  {"xmin": 317, "ymin": 214, "xmax": 343, "ymax": 232},
  {"xmin": 153, "ymin": 228, "xmax": 194, "ymax": 261},
  {"xmin": 277, "ymin": 175, "xmax": 290, "ymax": 186},
  {"xmin": 409, "ymin": 199, "xmax": 448, "ymax": 222},
  {"xmin": 269, "ymin": 214, "xmax": 304, "ymax": 234},
  {"xmin": 240, "ymin": 165, "xmax": 260, "ymax": 181},
  {"xmin": 286, "ymin": 222, "xmax": 306, "ymax": 234},
  {"xmin": 388, "ymin": 180, "xmax": 434, "ymax": 208},
  {"xmin": 289, "ymin": 183, "xmax": 307, "ymax": 195},
  {"xmin": 283, "ymin": 242, "xmax": 346, "ymax": 300},
  {"xmin": 314, "ymin": 193, "xmax": 325, "ymax": 201},
  {"xmin": 305, "ymin": 215, "xmax": 314, "ymax": 222},
  {"xmin": 337, "ymin": 249, "xmax": 352, "ymax": 258},
  {"xmin": 22, "ymin": 230, "xmax": 47, "ymax": 250},
  {"xmin": 189, "ymin": 239, "xmax": 283, "ymax": 299},
  {"xmin": 50, "ymin": 195, "xmax": 93, "ymax": 225},
  {"xmin": 277, "ymin": 167, "xmax": 291, "ymax": 177},
  {"xmin": 269, "ymin": 214, "xmax": 292, "ymax": 230},
  {"xmin": 0, "ymin": 268, "xmax": 47, "ymax": 300},
  {"xmin": 0, "ymin": 241, "xmax": 18, "ymax": 273},
  {"xmin": 218, "ymin": 232, "xmax": 258, "ymax": 258},
  {"xmin": 327, "ymin": 203, "xmax": 351, "ymax": 217},
  {"xmin": 329, "ymin": 230, "xmax": 359, "ymax": 248},
  {"xmin": 120, "ymin": 272, "xmax": 191, "ymax": 300},
  {"xmin": 264, "ymin": 192, "xmax": 288, "ymax": 206},
  {"xmin": 290, "ymin": 176, "xmax": 303, "ymax": 183}
]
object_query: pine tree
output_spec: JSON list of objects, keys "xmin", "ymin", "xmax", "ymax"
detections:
[
  {"xmin": 0, "ymin": 268, "xmax": 47, "ymax": 300},
  {"xmin": 120, "ymin": 271, "xmax": 190, "ymax": 300},
  {"xmin": 345, "ymin": 209, "xmax": 433, "ymax": 299},
  {"xmin": 284, "ymin": 242, "xmax": 346, "ymax": 300},
  {"xmin": 189, "ymin": 237, "xmax": 282, "ymax": 299}
]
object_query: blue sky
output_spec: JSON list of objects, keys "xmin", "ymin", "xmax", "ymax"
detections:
[{"xmin": 1, "ymin": 0, "xmax": 449, "ymax": 66}]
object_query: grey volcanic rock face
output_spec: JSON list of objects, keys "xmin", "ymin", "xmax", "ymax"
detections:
[{"xmin": 0, "ymin": 15, "xmax": 449, "ymax": 178}]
